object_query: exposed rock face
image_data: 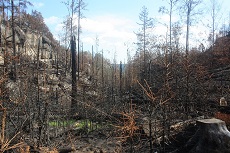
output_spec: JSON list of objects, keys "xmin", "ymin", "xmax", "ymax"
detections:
[
  {"xmin": 0, "ymin": 21, "xmax": 54, "ymax": 61},
  {"xmin": 178, "ymin": 118, "xmax": 230, "ymax": 153}
]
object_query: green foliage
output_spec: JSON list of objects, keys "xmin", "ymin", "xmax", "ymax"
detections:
[
  {"xmin": 48, "ymin": 119, "xmax": 107, "ymax": 132},
  {"xmin": 49, "ymin": 120, "xmax": 75, "ymax": 127},
  {"xmin": 75, "ymin": 119, "xmax": 105, "ymax": 132}
]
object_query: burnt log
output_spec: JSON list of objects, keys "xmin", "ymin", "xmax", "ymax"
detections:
[{"xmin": 176, "ymin": 118, "xmax": 230, "ymax": 153}]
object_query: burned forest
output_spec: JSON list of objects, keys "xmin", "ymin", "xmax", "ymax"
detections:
[{"xmin": 1, "ymin": 0, "xmax": 230, "ymax": 153}]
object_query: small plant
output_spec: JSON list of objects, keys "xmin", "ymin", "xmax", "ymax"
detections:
[
  {"xmin": 116, "ymin": 103, "xmax": 139, "ymax": 152},
  {"xmin": 137, "ymin": 79, "xmax": 175, "ymax": 153}
]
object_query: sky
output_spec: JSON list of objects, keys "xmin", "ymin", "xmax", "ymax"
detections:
[{"xmin": 29, "ymin": 0, "xmax": 230, "ymax": 62}]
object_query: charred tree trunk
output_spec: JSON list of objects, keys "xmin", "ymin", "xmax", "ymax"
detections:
[
  {"xmin": 119, "ymin": 61, "xmax": 122, "ymax": 103},
  {"xmin": 71, "ymin": 36, "xmax": 77, "ymax": 117},
  {"xmin": 11, "ymin": 0, "xmax": 17, "ymax": 81},
  {"xmin": 91, "ymin": 45, "xmax": 94, "ymax": 81},
  {"xmin": 36, "ymin": 37, "xmax": 41, "ymax": 147},
  {"xmin": 77, "ymin": 0, "xmax": 81, "ymax": 80},
  {"xmin": 81, "ymin": 43, "xmax": 83, "ymax": 71}
]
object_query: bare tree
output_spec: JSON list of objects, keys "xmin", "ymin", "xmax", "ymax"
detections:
[
  {"xmin": 71, "ymin": 35, "xmax": 77, "ymax": 116},
  {"xmin": 208, "ymin": 0, "xmax": 222, "ymax": 67},
  {"xmin": 136, "ymin": 6, "xmax": 154, "ymax": 82},
  {"xmin": 77, "ymin": 0, "xmax": 86, "ymax": 80},
  {"xmin": 180, "ymin": 0, "xmax": 202, "ymax": 56},
  {"xmin": 17, "ymin": 0, "xmax": 33, "ymax": 26},
  {"xmin": 62, "ymin": 0, "xmax": 86, "ymax": 116},
  {"xmin": 159, "ymin": 0, "xmax": 179, "ymax": 64},
  {"xmin": 180, "ymin": 0, "xmax": 202, "ymax": 117},
  {"xmin": 210, "ymin": 0, "xmax": 222, "ymax": 48}
]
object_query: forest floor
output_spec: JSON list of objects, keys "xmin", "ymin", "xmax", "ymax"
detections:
[
  {"xmin": 27, "ymin": 118, "xmax": 198, "ymax": 153},
  {"xmin": 50, "ymin": 121, "xmax": 198, "ymax": 153},
  {"xmin": 9, "ymin": 108, "xmax": 229, "ymax": 152},
  {"xmin": 22, "ymin": 120, "xmax": 123, "ymax": 153},
  {"xmin": 57, "ymin": 129, "xmax": 121, "ymax": 153}
]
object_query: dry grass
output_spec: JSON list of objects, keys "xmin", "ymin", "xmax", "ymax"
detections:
[{"xmin": 18, "ymin": 146, "xmax": 30, "ymax": 153}]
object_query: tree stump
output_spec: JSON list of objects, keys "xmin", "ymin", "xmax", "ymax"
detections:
[{"xmin": 177, "ymin": 118, "xmax": 230, "ymax": 153}]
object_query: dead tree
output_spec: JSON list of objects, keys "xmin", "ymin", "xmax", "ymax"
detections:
[
  {"xmin": 11, "ymin": 0, "xmax": 17, "ymax": 81},
  {"xmin": 71, "ymin": 36, "xmax": 77, "ymax": 117}
]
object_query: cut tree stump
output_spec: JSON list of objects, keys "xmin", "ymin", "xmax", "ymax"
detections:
[{"xmin": 176, "ymin": 118, "xmax": 230, "ymax": 153}]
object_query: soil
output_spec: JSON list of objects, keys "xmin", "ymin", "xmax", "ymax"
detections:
[
  {"xmin": 23, "ymin": 123, "xmax": 123, "ymax": 153},
  {"xmin": 153, "ymin": 123, "xmax": 198, "ymax": 153}
]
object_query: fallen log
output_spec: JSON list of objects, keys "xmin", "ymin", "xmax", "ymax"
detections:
[{"xmin": 175, "ymin": 118, "xmax": 230, "ymax": 153}]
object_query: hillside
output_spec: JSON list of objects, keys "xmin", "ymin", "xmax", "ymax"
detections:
[{"xmin": 2, "ymin": 1, "xmax": 230, "ymax": 153}]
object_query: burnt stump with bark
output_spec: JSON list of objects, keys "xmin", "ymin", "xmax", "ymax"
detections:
[{"xmin": 176, "ymin": 118, "xmax": 230, "ymax": 153}]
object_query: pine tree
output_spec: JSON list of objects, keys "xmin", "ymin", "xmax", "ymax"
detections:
[{"xmin": 136, "ymin": 6, "xmax": 154, "ymax": 82}]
